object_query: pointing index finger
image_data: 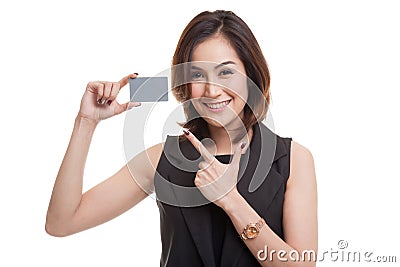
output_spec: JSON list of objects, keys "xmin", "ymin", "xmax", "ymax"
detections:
[{"xmin": 183, "ymin": 129, "xmax": 215, "ymax": 163}]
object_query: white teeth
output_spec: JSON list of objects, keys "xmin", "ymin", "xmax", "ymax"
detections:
[{"xmin": 206, "ymin": 100, "xmax": 230, "ymax": 109}]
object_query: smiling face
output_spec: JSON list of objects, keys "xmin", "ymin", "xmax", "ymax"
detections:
[{"xmin": 189, "ymin": 36, "xmax": 248, "ymax": 129}]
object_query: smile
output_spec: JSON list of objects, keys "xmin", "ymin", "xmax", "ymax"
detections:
[{"xmin": 203, "ymin": 99, "xmax": 232, "ymax": 111}]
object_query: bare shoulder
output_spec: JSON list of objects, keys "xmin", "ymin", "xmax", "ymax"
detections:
[
  {"xmin": 290, "ymin": 140, "xmax": 314, "ymax": 162},
  {"xmin": 288, "ymin": 140, "xmax": 316, "ymax": 187}
]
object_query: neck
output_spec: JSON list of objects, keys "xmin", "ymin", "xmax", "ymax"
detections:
[{"xmin": 207, "ymin": 123, "xmax": 253, "ymax": 155}]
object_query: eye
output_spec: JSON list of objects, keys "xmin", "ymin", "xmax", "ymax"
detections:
[
  {"xmin": 191, "ymin": 71, "xmax": 205, "ymax": 81},
  {"xmin": 219, "ymin": 69, "xmax": 234, "ymax": 76}
]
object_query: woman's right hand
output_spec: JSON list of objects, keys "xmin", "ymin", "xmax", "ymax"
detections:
[{"xmin": 78, "ymin": 73, "xmax": 141, "ymax": 123}]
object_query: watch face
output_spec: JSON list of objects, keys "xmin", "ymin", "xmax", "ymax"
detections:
[{"xmin": 245, "ymin": 225, "xmax": 259, "ymax": 239}]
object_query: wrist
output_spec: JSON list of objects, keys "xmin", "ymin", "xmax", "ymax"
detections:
[
  {"xmin": 75, "ymin": 114, "xmax": 99, "ymax": 133},
  {"xmin": 76, "ymin": 113, "xmax": 100, "ymax": 127},
  {"xmin": 219, "ymin": 190, "xmax": 244, "ymax": 212}
]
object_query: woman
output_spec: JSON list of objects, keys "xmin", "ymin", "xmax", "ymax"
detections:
[{"xmin": 46, "ymin": 10, "xmax": 318, "ymax": 267}]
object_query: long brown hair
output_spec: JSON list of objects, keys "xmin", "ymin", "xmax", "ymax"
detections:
[{"xmin": 172, "ymin": 10, "xmax": 271, "ymax": 142}]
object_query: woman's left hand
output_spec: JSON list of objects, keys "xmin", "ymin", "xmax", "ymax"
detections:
[{"xmin": 183, "ymin": 129, "xmax": 245, "ymax": 208}]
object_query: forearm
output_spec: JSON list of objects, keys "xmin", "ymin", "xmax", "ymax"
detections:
[
  {"xmin": 46, "ymin": 115, "xmax": 98, "ymax": 230},
  {"xmin": 222, "ymin": 193, "xmax": 315, "ymax": 267}
]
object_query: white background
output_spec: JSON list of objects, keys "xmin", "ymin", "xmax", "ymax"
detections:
[{"xmin": 1, "ymin": 0, "xmax": 399, "ymax": 266}]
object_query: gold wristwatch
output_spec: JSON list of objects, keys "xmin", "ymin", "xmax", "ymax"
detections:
[{"xmin": 240, "ymin": 218, "xmax": 266, "ymax": 240}]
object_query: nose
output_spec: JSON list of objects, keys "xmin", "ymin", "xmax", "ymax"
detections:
[{"xmin": 204, "ymin": 82, "xmax": 222, "ymax": 98}]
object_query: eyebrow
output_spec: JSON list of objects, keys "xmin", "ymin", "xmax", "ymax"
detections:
[
  {"xmin": 215, "ymin": 61, "xmax": 236, "ymax": 69},
  {"xmin": 190, "ymin": 61, "xmax": 236, "ymax": 70}
]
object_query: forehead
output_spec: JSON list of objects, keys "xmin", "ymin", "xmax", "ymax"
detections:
[{"xmin": 191, "ymin": 36, "xmax": 241, "ymax": 63}]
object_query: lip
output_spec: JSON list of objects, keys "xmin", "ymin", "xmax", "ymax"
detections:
[
  {"xmin": 203, "ymin": 99, "xmax": 232, "ymax": 104},
  {"xmin": 202, "ymin": 99, "xmax": 232, "ymax": 112}
]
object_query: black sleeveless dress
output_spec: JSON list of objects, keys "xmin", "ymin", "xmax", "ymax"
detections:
[{"xmin": 154, "ymin": 122, "xmax": 292, "ymax": 267}]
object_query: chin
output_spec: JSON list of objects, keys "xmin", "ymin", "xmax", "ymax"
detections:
[
  {"xmin": 202, "ymin": 115, "xmax": 242, "ymax": 130},
  {"xmin": 203, "ymin": 118, "xmax": 226, "ymax": 128}
]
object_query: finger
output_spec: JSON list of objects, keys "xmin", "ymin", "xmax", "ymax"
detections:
[
  {"xmin": 114, "ymin": 101, "xmax": 142, "ymax": 115},
  {"xmin": 86, "ymin": 81, "xmax": 104, "ymax": 103},
  {"xmin": 103, "ymin": 82, "xmax": 112, "ymax": 101},
  {"xmin": 183, "ymin": 129, "xmax": 214, "ymax": 163},
  {"xmin": 96, "ymin": 83, "xmax": 105, "ymax": 103},
  {"xmin": 127, "ymin": 101, "xmax": 142, "ymax": 109},
  {"xmin": 194, "ymin": 175, "xmax": 202, "ymax": 187},
  {"xmin": 87, "ymin": 81, "xmax": 102, "ymax": 93},
  {"xmin": 231, "ymin": 141, "xmax": 246, "ymax": 166},
  {"xmin": 198, "ymin": 161, "xmax": 210, "ymax": 170},
  {"xmin": 107, "ymin": 82, "xmax": 120, "ymax": 104},
  {"xmin": 118, "ymin": 72, "xmax": 139, "ymax": 89}
]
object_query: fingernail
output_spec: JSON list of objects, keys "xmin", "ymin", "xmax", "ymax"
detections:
[
  {"xmin": 97, "ymin": 99, "xmax": 102, "ymax": 104},
  {"xmin": 101, "ymin": 99, "xmax": 107, "ymax": 105},
  {"xmin": 107, "ymin": 100, "xmax": 112, "ymax": 105},
  {"xmin": 183, "ymin": 129, "xmax": 190, "ymax": 135},
  {"xmin": 240, "ymin": 142, "xmax": 247, "ymax": 149},
  {"xmin": 134, "ymin": 72, "xmax": 139, "ymax": 75}
]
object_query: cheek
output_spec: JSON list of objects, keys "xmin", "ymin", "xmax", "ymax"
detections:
[
  {"xmin": 228, "ymin": 76, "xmax": 248, "ymax": 103},
  {"xmin": 190, "ymin": 83, "xmax": 204, "ymax": 98},
  {"xmin": 233, "ymin": 95, "xmax": 247, "ymax": 114},
  {"xmin": 189, "ymin": 84, "xmax": 205, "ymax": 113}
]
